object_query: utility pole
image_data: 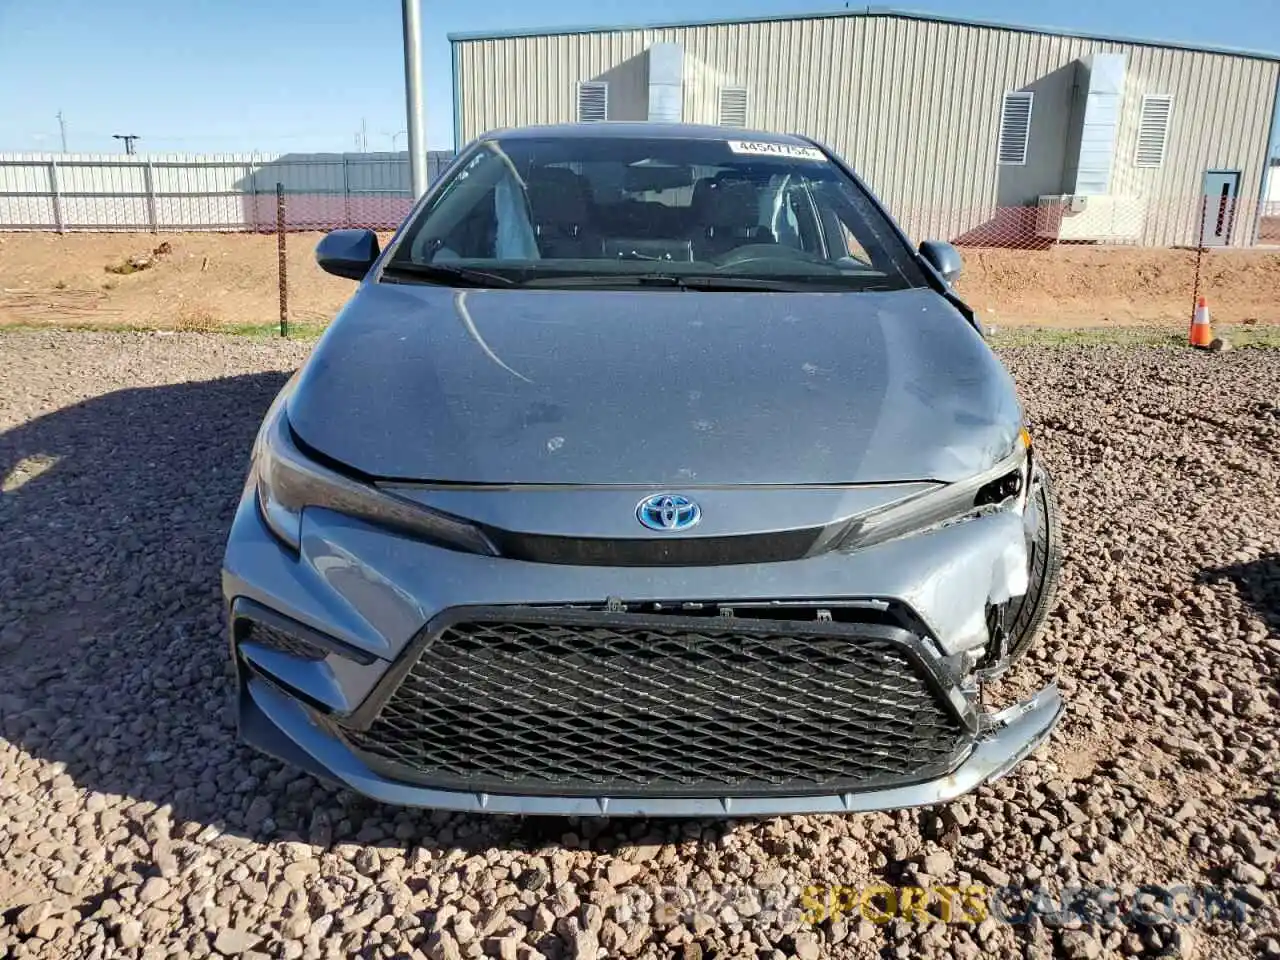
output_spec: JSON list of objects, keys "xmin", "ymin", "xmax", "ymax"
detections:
[
  {"xmin": 402, "ymin": 0, "xmax": 428, "ymax": 197},
  {"xmin": 56, "ymin": 111, "xmax": 67, "ymax": 152},
  {"xmin": 360, "ymin": 118, "xmax": 368, "ymax": 153},
  {"xmin": 112, "ymin": 134, "xmax": 140, "ymax": 155}
]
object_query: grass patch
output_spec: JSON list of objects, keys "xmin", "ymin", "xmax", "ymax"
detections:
[
  {"xmin": 987, "ymin": 327, "xmax": 1184, "ymax": 348},
  {"xmin": 0, "ymin": 319, "xmax": 327, "ymax": 340},
  {"xmin": 5, "ymin": 316, "xmax": 1277, "ymax": 350},
  {"xmin": 986, "ymin": 324, "xmax": 1280, "ymax": 350},
  {"xmin": 222, "ymin": 321, "xmax": 328, "ymax": 340},
  {"xmin": 0, "ymin": 321, "xmax": 158, "ymax": 334},
  {"xmin": 174, "ymin": 304, "xmax": 222, "ymax": 333}
]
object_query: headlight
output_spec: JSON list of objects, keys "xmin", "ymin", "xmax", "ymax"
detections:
[
  {"xmin": 836, "ymin": 443, "xmax": 1029, "ymax": 552},
  {"xmin": 251, "ymin": 394, "xmax": 496, "ymax": 556}
]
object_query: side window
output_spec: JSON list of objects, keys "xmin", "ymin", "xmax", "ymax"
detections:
[
  {"xmin": 443, "ymin": 188, "xmax": 497, "ymax": 258},
  {"xmin": 815, "ymin": 202, "xmax": 871, "ymax": 264},
  {"xmin": 836, "ymin": 221, "xmax": 872, "ymax": 264},
  {"xmin": 781, "ymin": 184, "xmax": 823, "ymax": 255},
  {"xmin": 794, "ymin": 176, "xmax": 892, "ymax": 266}
]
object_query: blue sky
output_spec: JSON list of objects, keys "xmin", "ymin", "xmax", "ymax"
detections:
[{"xmin": 1, "ymin": 0, "xmax": 1277, "ymax": 155}]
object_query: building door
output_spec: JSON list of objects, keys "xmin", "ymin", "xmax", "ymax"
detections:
[{"xmin": 1200, "ymin": 170, "xmax": 1240, "ymax": 246}]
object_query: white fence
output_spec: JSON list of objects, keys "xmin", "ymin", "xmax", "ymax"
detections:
[{"xmin": 0, "ymin": 151, "xmax": 456, "ymax": 232}]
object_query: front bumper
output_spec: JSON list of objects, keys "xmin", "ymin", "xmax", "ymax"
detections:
[
  {"xmin": 224, "ymin": 478, "xmax": 1061, "ymax": 816},
  {"xmin": 241, "ymin": 674, "xmax": 1062, "ymax": 816}
]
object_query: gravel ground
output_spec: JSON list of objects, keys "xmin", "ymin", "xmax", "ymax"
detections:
[{"xmin": 0, "ymin": 330, "xmax": 1277, "ymax": 960}]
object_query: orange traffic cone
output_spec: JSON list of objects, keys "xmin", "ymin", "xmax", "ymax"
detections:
[{"xmin": 1189, "ymin": 296, "xmax": 1214, "ymax": 348}]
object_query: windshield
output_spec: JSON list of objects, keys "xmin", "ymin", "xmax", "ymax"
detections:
[{"xmin": 384, "ymin": 135, "xmax": 927, "ymax": 291}]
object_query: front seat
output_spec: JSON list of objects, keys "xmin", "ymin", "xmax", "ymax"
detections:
[
  {"xmin": 525, "ymin": 167, "xmax": 598, "ymax": 258},
  {"xmin": 691, "ymin": 176, "xmax": 774, "ymax": 260}
]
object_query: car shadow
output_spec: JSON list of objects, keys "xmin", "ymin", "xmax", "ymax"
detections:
[
  {"xmin": 0, "ymin": 371, "xmax": 736, "ymax": 854},
  {"xmin": 1198, "ymin": 553, "xmax": 1280, "ymax": 634}
]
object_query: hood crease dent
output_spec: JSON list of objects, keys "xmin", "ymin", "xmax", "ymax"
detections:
[{"xmin": 453, "ymin": 289, "xmax": 533, "ymax": 384}]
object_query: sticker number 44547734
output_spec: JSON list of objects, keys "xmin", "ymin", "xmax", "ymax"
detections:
[{"xmin": 727, "ymin": 140, "xmax": 826, "ymax": 161}]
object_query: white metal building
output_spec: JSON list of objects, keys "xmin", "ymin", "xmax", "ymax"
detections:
[{"xmin": 450, "ymin": 8, "xmax": 1280, "ymax": 246}]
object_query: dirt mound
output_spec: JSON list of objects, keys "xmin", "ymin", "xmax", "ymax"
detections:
[
  {"xmin": 2, "ymin": 232, "xmax": 1277, "ymax": 330},
  {"xmin": 0, "ymin": 232, "xmax": 351, "ymax": 331},
  {"xmin": 956, "ymin": 245, "xmax": 1280, "ymax": 326}
]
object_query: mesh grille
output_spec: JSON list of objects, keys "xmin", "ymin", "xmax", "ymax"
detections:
[
  {"xmin": 241, "ymin": 621, "xmax": 327, "ymax": 662},
  {"xmin": 341, "ymin": 613, "xmax": 968, "ymax": 794}
]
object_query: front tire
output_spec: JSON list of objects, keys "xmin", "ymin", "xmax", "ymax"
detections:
[{"xmin": 1004, "ymin": 461, "xmax": 1063, "ymax": 662}]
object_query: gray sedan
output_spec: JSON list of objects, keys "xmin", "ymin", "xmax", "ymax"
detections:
[{"xmin": 223, "ymin": 122, "xmax": 1063, "ymax": 816}]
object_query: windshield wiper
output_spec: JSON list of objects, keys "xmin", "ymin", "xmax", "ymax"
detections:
[
  {"xmin": 522, "ymin": 274, "xmax": 808, "ymax": 292},
  {"xmin": 381, "ymin": 262, "xmax": 517, "ymax": 288},
  {"xmin": 678, "ymin": 275, "xmax": 832, "ymax": 292},
  {"xmin": 384, "ymin": 264, "xmax": 893, "ymax": 293}
]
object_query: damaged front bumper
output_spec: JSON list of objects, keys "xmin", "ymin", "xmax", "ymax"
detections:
[
  {"xmin": 241, "ymin": 673, "xmax": 1062, "ymax": 817},
  {"xmin": 223, "ymin": 468, "xmax": 1062, "ymax": 817}
]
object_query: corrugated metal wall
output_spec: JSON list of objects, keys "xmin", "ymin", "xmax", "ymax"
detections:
[
  {"xmin": 0, "ymin": 151, "xmax": 455, "ymax": 232},
  {"xmin": 454, "ymin": 14, "xmax": 1280, "ymax": 246}
]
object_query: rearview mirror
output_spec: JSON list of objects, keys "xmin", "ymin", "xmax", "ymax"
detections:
[
  {"xmin": 316, "ymin": 229, "xmax": 380, "ymax": 281},
  {"xmin": 624, "ymin": 164, "xmax": 695, "ymax": 193},
  {"xmin": 918, "ymin": 240, "xmax": 962, "ymax": 284}
]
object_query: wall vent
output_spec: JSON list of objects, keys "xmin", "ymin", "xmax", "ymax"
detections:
[
  {"xmin": 997, "ymin": 92, "xmax": 1034, "ymax": 165},
  {"xmin": 576, "ymin": 82, "xmax": 608, "ymax": 123},
  {"xmin": 718, "ymin": 86, "xmax": 749, "ymax": 127},
  {"xmin": 1136, "ymin": 95, "xmax": 1173, "ymax": 168}
]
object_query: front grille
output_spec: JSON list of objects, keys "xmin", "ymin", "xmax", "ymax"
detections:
[
  {"xmin": 339, "ymin": 608, "xmax": 970, "ymax": 796},
  {"xmin": 231, "ymin": 599, "xmax": 376, "ymax": 666},
  {"xmin": 482, "ymin": 527, "xmax": 825, "ymax": 566},
  {"xmin": 241, "ymin": 621, "xmax": 327, "ymax": 662}
]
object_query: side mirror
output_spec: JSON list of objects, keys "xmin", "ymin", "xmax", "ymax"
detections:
[
  {"xmin": 316, "ymin": 229, "xmax": 380, "ymax": 281},
  {"xmin": 918, "ymin": 240, "xmax": 962, "ymax": 285}
]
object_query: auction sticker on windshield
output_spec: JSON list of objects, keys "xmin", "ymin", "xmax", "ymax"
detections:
[{"xmin": 727, "ymin": 140, "xmax": 826, "ymax": 161}]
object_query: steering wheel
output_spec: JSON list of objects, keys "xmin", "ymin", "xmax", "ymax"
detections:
[{"xmin": 714, "ymin": 244, "xmax": 829, "ymax": 269}]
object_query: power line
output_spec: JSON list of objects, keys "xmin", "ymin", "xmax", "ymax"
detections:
[{"xmin": 29, "ymin": 128, "xmax": 353, "ymax": 144}]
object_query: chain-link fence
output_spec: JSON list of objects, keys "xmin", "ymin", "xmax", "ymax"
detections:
[
  {"xmin": 259, "ymin": 188, "xmax": 1270, "ymax": 339},
  {"xmin": 261, "ymin": 193, "xmax": 1277, "ymax": 249},
  {"xmin": 246, "ymin": 192, "xmax": 419, "ymax": 234},
  {"xmin": 1259, "ymin": 202, "xmax": 1280, "ymax": 244},
  {"xmin": 4, "ymin": 152, "xmax": 1278, "ymax": 248},
  {"xmin": 2, "ymin": 152, "xmax": 1275, "ymax": 337},
  {"xmin": 896, "ymin": 194, "xmax": 1273, "ymax": 250}
]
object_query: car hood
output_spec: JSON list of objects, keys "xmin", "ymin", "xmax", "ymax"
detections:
[{"xmin": 287, "ymin": 282, "xmax": 1022, "ymax": 485}]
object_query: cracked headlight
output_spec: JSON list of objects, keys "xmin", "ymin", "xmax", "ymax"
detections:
[
  {"xmin": 250, "ymin": 391, "xmax": 495, "ymax": 556},
  {"xmin": 836, "ymin": 442, "xmax": 1029, "ymax": 552}
]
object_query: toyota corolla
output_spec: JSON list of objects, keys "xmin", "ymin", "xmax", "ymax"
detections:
[{"xmin": 222, "ymin": 123, "xmax": 1063, "ymax": 816}]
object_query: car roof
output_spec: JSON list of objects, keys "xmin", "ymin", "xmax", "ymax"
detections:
[{"xmin": 476, "ymin": 122, "xmax": 818, "ymax": 146}]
